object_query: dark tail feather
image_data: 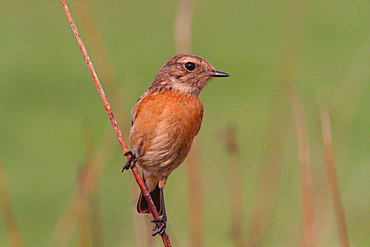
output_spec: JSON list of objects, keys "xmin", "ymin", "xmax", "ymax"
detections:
[{"xmin": 137, "ymin": 184, "xmax": 163, "ymax": 215}]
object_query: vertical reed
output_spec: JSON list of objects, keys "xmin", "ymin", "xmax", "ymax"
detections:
[
  {"xmin": 224, "ymin": 126, "xmax": 244, "ymax": 246},
  {"xmin": 319, "ymin": 106, "xmax": 350, "ymax": 247},
  {"xmin": 0, "ymin": 159, "xmax": 24, "ymax": 247}
]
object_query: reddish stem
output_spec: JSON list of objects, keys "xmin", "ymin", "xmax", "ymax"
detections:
[
  {"xmin": 319, "ymin": 106, "xmax": 350, "ymax": 247},
  {"xmin": 59, "ymin": 1, "xmax": 171, "ymax": 246}
]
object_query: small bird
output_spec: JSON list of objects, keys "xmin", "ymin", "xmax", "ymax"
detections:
[{"xmin": 124, "ymin": 54, "xmax": 229, "ymax": 235}]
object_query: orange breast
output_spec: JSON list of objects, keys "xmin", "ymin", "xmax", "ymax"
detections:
[{"xmin": 129, "ymin": 90, "xmax": 203, "ymax": 182}]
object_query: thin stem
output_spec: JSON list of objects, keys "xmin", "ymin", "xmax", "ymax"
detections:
[
  {"xmin": 186, "ymin": 140, "xmax": 204, "ymax": 247},
  {"xmin": 286, "ymin": 85, "xmax": 315, "ymax": 247},
  {"xmin": 0, "ymin": 159, "xmax": 24, "ymax": 247},
  {"xmin": 175, "ymin": 0, "xmax": 193, "ymax": 54},
  {"xmin": 223, "ymin": 126, "xmax": 244, "ymax": 246},
  {"xmin": 319, "ymin": 106, "xmax": 350, "ymax": 247},
  {"xmin": 59, "ymin": 1, "xmax": 171, "ymax": 245}
]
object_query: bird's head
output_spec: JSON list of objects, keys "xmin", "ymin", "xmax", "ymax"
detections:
[{"xmin": 150, "ymin": 54, "xmax": 229, "ymax": 96}]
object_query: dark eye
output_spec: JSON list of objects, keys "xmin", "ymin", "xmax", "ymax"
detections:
[{"xmin": 185, "ymin": 62, "xmax": 196, "ymax": 71}]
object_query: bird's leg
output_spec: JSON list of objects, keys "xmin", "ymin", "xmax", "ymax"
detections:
[
  {"xmin": 151, "ymin": 187, "xmax": 167, "ymax": 236},
  {"xmin": 122, "ymin": 151, "xmax": 136, "ymax": 172}
]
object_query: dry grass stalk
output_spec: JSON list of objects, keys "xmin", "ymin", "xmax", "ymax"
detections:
[
  {"xmin": 74, "ymin": 1, "xmax": 120, "ymax": 243},
  {"xmin": 76, "ymin": 122, "xmax": 104, "ymax": 246},
  {"xmin": 186, "ymin": 140, "xmax": 205, "ymax": 247},
  {"xmin": 72, "ymin": 0, "xmax": 120, "ymax": 93},
  {"xmin": 49, "ymin": 118, "xmax": 116, "ymax": 246},
  {"xmin": 274, "ymin": 0, "xmax": 311, "ymax": 245},
  {"xmin": 59, "ymin": 0, "xmax": 170, "ymax": 245},
  {"xmin": 223, "ymin": 126, "xmax": 244, "ymax": 246},
  {"xmin": 175, "ymin": 1, "xmax": 204, "ymax": 246},
  {"xmin": 0, "ymin": 159, "xmax": 24, "ymax": 247},
  {"xmin": 83, "ymin": 123, "xmax": 104, "ymax": 247},
  {"xmin": 319, "ymin": 106, "xmax": 350, "ymax": 247},
  {"xmin": 75, "ymin": 157, "xmax": 104, "ymax": 247},
  {"xmin": 286, "ymin": 85, "xmax": 315, "ymax": 247},
  {"xmin": 175, "ymin": 0, "xmax": 194, "ymax": 54}
]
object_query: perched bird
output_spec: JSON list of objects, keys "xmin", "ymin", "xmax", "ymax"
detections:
[{"xmin": 124, "ymin": 54, "xmax": 229, "ymax": 235}]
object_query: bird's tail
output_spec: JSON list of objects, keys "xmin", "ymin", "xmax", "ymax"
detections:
[{"xmin": 137, "ymin": 183, "xmax": 163, "ymax": 215}]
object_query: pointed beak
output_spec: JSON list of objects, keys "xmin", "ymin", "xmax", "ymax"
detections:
[{"xmin": 207, "ymin": 70, "xmax": 229, "ymax": 77}]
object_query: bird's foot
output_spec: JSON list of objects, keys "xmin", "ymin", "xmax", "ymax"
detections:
[
  {"xmin": 151, "ymin": 215, "xmax": 167, "ymax": 236},
  {"xmin": 122, "ymin": 151, "xmax": 136, "ymax": 172}
]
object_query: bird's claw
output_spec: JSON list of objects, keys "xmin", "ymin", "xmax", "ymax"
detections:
[
  {"xmin": 151, "ymin": 216, "xmax": 167, "ymax": 236},
  {"xmin": 122, "ymin": 151, "xmax": 136, "ymax": 172}
]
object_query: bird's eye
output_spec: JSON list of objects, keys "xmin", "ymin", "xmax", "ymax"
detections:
[{"xmin": 185, "ymin": 62, "xmax": 196, "ymax": 71}]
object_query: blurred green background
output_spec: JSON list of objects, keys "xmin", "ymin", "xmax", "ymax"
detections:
[{"xmin": 1, "ymin": 0, "xmax": 370, "ymax": 246}]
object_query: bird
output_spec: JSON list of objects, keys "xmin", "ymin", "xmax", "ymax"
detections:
[{"xmin": 123, "ymin": 54, "xmax": 229, "ymax": 235}]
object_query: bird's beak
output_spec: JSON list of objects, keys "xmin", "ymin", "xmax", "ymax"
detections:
[{"xmin": 208, "ymin": 70, "xmax": 229, "ymax": 77}]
